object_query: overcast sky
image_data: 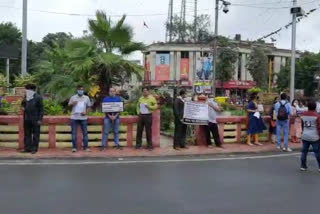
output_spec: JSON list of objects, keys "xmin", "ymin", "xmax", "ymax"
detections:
[{"xmin": 1, "ymin": 0, "xmax": 320, "ymax": 61}]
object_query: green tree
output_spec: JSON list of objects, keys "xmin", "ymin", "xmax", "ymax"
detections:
[
  {"xmin": 247, "ymin": 47, "xmax": 270, "ymax": 88},
  {"xmin": 35, "ymin": 11, "xmax": 144, "ymax": 104},
  {"xmin": 276, "ymin": 65, "xmax": 290, "ymax": 92},
  {"xmin": 216, "ymin": 37, "xmax": 237, "ymax": 93},
  {"xmin": 42, "ymin": 32, "xmax": 73, "ymax": 49}
]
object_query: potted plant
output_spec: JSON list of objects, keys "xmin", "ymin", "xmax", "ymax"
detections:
[
  {"xmin": 0, "ymin": 74, "xmax": 9, "ymax": 95},
  {"xmin": 14, "ymin": 74, "xmax": 35, "ymax": 96}
]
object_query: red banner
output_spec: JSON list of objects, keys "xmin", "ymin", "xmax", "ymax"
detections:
[
  {"xmin": 180, "ymin": 58, "xmax": 189, "ymax": 80},
  {"xmin": 215, "ymin": 81, "xmax": 256, "ymax": 89},
  {"xmin": 156, "ymin": 54, "xmax": 170, "ymax": 81}
]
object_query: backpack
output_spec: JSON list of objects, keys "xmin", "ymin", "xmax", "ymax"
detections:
[{"xmin": 277, "ymin": 101, "xmax": 288, "ymax": 121}]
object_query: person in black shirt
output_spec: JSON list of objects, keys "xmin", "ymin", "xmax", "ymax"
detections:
[
  {"xmin": 21, "ymin": 84, "xmax": 43, "ymax": 154},
  {"xmin": 173, "ymin": 90, "xmax": 188, "ymax": 150}
]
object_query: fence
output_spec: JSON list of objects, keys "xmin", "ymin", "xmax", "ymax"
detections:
[
  {"xmin": 0, "ymin": 110, "xmax": 161, "ymax": 149},
  {"xmin": 196, "ymin": 116, "xmax": 271, "ymax": 145}
]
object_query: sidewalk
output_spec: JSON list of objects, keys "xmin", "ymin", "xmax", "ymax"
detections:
[{"xmin": 0, "ymin": 142, "xmax": 301, "ymax": 159}]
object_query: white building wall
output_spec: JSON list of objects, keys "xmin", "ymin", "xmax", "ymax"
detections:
[
  {"xmin": 175, "ymin": 51, "xmax": 181, "ymax": 81},
  {"xmin": 150, "ymin": 51, "xmax": 156, "ymax": 80},
  {"xmin": 274, "ymin": 56, "xmax": 282, "ymax": 74}
]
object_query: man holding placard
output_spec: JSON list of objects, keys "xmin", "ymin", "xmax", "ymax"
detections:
[
  {"xmin": 136, "ymin": 88, "xmax": 158, "ymax": 150},
  {"xmin": 68, "ymin": 85, "xmax": 92, "ymax": 152},
  {"xmin": 101, "ymin": 88, "xmax": 123, "ymax": 151}
]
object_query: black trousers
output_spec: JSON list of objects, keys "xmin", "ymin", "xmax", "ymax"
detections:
[
  {"xmin": 24, "ymin": 120, "xmax": 41, "ymax": 152},
  {"xmin": 173, "ymin": 118, "xmax": 187, "ymax": 148},
  {"xmin": 205, "ymin": 122, "xmax": 222, "ymax": 146},
  {"xmin": 136, "ymin": 114, "xmax": 153, "ymax": 148}
]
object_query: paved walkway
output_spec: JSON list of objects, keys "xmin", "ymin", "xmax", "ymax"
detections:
[{"xmin": 0, "ymin": 141, "xmax": 301, "ymax": 159}]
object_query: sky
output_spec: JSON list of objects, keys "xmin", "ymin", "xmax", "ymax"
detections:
[{"xmin": 0, "ymin": 0, "xmax": 320, "ymax": 61}]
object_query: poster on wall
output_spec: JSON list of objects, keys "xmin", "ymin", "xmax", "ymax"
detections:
[
  {"xmin": 195, "ymin": 56, "xmax": 213, "ymax": 81},
  {"xmin": 144, "ymin": 54, "xmax": 151, "ymax": 81},
  {"xmin": 183, "ymin": 101, "xmax": 209, "ymax": 125},
  {"xmin": 194, "ymin": 81, "xmax": 212, "ymax": 95},
  {"xmin": 156, "ymin": 53, "xmax": 170, "ymax": 81},
  {"xmin": 180, "ymin": 58, "xmax": 189, "ymax": 80}
]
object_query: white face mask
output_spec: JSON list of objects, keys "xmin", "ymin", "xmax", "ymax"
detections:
[{"xmin": 26, "ymin": 90, "xmax": 35, "ymax": 101}]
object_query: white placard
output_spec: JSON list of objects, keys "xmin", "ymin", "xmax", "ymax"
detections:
[
  {"xmin": 183, "ymin": 101, "xmax": 209, "ymax": 125},
  {"xmin": 140, "ymin": 103, "xmax": 150, "ymax": 114},
  {"xmin": 75, "ymin": 101, "xmax": 86, "ymax": 113},
  {"xmin": 102, "ymin": 102, "xmax": 124, "ymax": 113}
]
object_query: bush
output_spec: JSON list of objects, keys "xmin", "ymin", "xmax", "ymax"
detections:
[
  {"xmin": 43, "ymin": 99, "xmax": 64, "ymax": 115},
  {"xmin": 221, "ymin": 102, "xmax": 238, "ymax": 111},
  {"xmin": 0, "ymin": 99, "xmax": 20, "ymax": 114},
  {"xmin": 248, "ymin": 87, "xmax": 262, "ymax": 94},
  {"xmin": 124, "ymin": 101, "xmax": 137, "ymax": 115},
  {"xmin": 0, "ymin": 74, "xmax": 9, "ymax": 88},
  {"xmin": 14, "ymin": 74, "xmax": 36, "ymax": 87},
  {"xmin": 161, "ymin": 106, "xmax": 174, "ymax": 131}
]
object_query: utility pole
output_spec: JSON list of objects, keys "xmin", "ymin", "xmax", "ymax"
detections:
[
  {"xmin": 180, "ymin": 0, "xmax": 186, "ymax": 41},
  {"xmin": 290, "ymin": 0, "xmax": 297, "ymax": 102},
  {"xmin": 212, "ymin": 0, "xmax": 219, "ymax": 97},
  {"xmin": 194, "ymin": 0, "xmax": 198, "ymax": 42},
  {"xmin": 21, "ymin": 0, "xmax": 28, "ymax": 75},
  {"xmin": 6, "ymin": 58, "xmax": 10, "ymax": 86}
]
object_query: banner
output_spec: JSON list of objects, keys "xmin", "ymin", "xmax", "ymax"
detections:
[
  {"xmin": 194, "ymin": 81, "xmax": 212, "ymax": 95},
  {"xmin": 156, "ymin": 53, "xmax": 170, "ymax": 81},
  {"xmin": 195, "ymin": 56, "xmax": 213, "ymax": 81},
  {"xmin": 183, "ymin": 101, "xmax": 209, "ymax": 125},
  {"xmin": 180, "ymin": 58, "xmax": 189, "ymax": 80},
  {"xmin": 102, "ymin": 102, "xmax": 124, "ymax": 113}
]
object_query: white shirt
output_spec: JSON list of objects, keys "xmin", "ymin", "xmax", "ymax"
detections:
[
  {"xmin": 208, "ymin": 98, "xmax": 218, "ymax": 124},
  {"xmin": 68, "ymin": 95, "xmax": 92, "ymax": 120}
]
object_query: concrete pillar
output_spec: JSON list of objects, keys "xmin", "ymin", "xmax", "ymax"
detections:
[
  {"xmin": 170, "ymin": 51, "xmax": 175, "ymax": 80},
  {"xmin": 176, "ymin": 51, "xmax": 181, "ymax": 81},
  {"xmin": 189, "ymin": 51, "xmax": 196, "ymax": 83},
  {"xmin": 274, "ymin": 56, "xmax": 282, "ymax": 74},
  {"xmin": 150, "ymin": 51, "xmax": 156, "ymax": 80},
  {"xmin": 152, "ymin": 109, "xmax": 161, "ymax": 147},
  {"xmin": 241, "ymin": 53, "xmax": 246, "ymax": 81},
  {"xmin": 281, "ymin": 57, "xmax": 286, "ymax": 67},
  {"xmin": 234, "ymin": 58, "xmax": 239, "ymax": 80}
]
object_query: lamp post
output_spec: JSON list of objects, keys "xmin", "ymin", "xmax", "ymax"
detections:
[{"xmin": 212, "ymin": 0, "xmax": 231, "ymax": 97}]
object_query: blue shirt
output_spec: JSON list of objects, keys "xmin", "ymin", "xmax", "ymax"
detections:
[
  {"xmin": 102, "ymin": 96, "xmax": 122, "ymax": 118},
  {"xmin": 274, "ymin": 100, "xmax": 292, "ymax": 119}
]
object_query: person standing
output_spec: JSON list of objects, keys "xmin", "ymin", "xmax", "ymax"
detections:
[
  {"xmin": 101, "ymin": 88, "xmax": 122, "ymax": 151},
  {"xmin": 299, "ymin": 100, "xmax": 320, "ymax": 172},
  {"xmin": 136, "ymin": 88, "xmax": 158, "ymax": 151},
  {"xmin": 268, "ymin": 97, "xmax": 279, "ymax": 144},
  {"xmin": 205, "ymin": 95, "xmax": 223, "ymax": 148},
  {"xmin": 290, "ymin": 99, "xmax": 302, "ymax": 143},
  {"xmin": 68, "ymin": 85, "xmax": 92, "ymax": 152},
  {"xmin": 274, "ymin": 93, "xmax": 293, "ymax": 152},
  {"xmin": 21, "ymin": 84, "xmax": 43, "ymax": 154},
  {"xmin": 246, "ymin": 93, "xmax": 266, "ymax": 146},
  {"xmin": 173, "ymin": 90, "xmax": 188, "ymax": 150}
]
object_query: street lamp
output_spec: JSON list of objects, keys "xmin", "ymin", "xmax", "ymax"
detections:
[{"xmin": 212, "ymin": 0, "xmax": 231, "ymax": 97}]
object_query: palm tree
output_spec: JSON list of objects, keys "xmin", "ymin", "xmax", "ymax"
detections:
[{"xmin": 88, "ymin": 10, "xmax": 144, "ymax": 55}]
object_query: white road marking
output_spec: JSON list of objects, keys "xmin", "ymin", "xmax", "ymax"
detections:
[{"xmin": 0, "ymin": 153, "xmax": 300, "ymax": 166}]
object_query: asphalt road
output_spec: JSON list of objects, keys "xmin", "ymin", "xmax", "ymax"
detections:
[{"xmin": 0, "ymin": 153, "xmax": 319, "ymax": 214}]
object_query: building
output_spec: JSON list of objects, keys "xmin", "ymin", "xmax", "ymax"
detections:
[{"xmin": 143, "ymin": 39, "xmax": 300, "ymax": 96}]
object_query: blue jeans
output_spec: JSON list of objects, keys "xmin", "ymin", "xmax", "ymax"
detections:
[
  {"xmin": 71, "ymin": 119, "xmax": 89, "ymax": 149},
  {"xmin": 301, "ymin": 140, "xmax": 320, "ymax": 169},
  {"xmin": 102, "ymin": 117, "xmax": 120, "ymax": 148},
  {"xmin": 276, "ymin": 120, "xmax": 289, "ymax": 148}
]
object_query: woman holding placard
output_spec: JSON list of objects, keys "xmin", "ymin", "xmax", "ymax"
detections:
[{"xmin": 246, "ymin": 93, "xmax": 266, "ymax": 146}]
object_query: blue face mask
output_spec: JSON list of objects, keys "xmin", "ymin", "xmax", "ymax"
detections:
[{"xmin": 77, "ymin": 90, "xmax": 84, "ymax": 96}]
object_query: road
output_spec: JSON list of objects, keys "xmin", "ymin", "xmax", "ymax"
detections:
[{"xmin": 0, "ymin": 153, "xmax": 319, "ymax": 214}]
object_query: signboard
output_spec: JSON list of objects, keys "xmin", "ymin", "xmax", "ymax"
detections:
[
  {"xmin": 180, "ymin": 58, "xmax": 189, "ymax": 80},
  {"xmin": 183, "ymin": 101, "xmax": 209, "ymax": 125},
  {"xmin": 194, "ymin": 81, "xmax": 212, "ymax": 94},
  {"xmin": 156, "ymin": 53, "xmax": 170, "ymax": 81},
  {"xmin": 195, "ymin": 56, "xmax": 213, "ymax": 81},
  {"xmin": 102, "ymin": 102, "xmax": 124, "ymax": 113},
  {"xmin": 215, "ymin": 80, "xmax": 256, "ymax": 89}
]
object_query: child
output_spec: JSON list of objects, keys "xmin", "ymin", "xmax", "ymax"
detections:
[{"xmin": 300, "ymin": 100, "xmax": 320, "ymax": 172}]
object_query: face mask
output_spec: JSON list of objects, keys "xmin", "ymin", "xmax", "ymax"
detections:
[
  {"xmin": 77, "ymin": 90, "xmax": 84, "ymax": 96},
  {"xmin": 26, "ymin": 90, "xmax": 35, "ymax": 101}
]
